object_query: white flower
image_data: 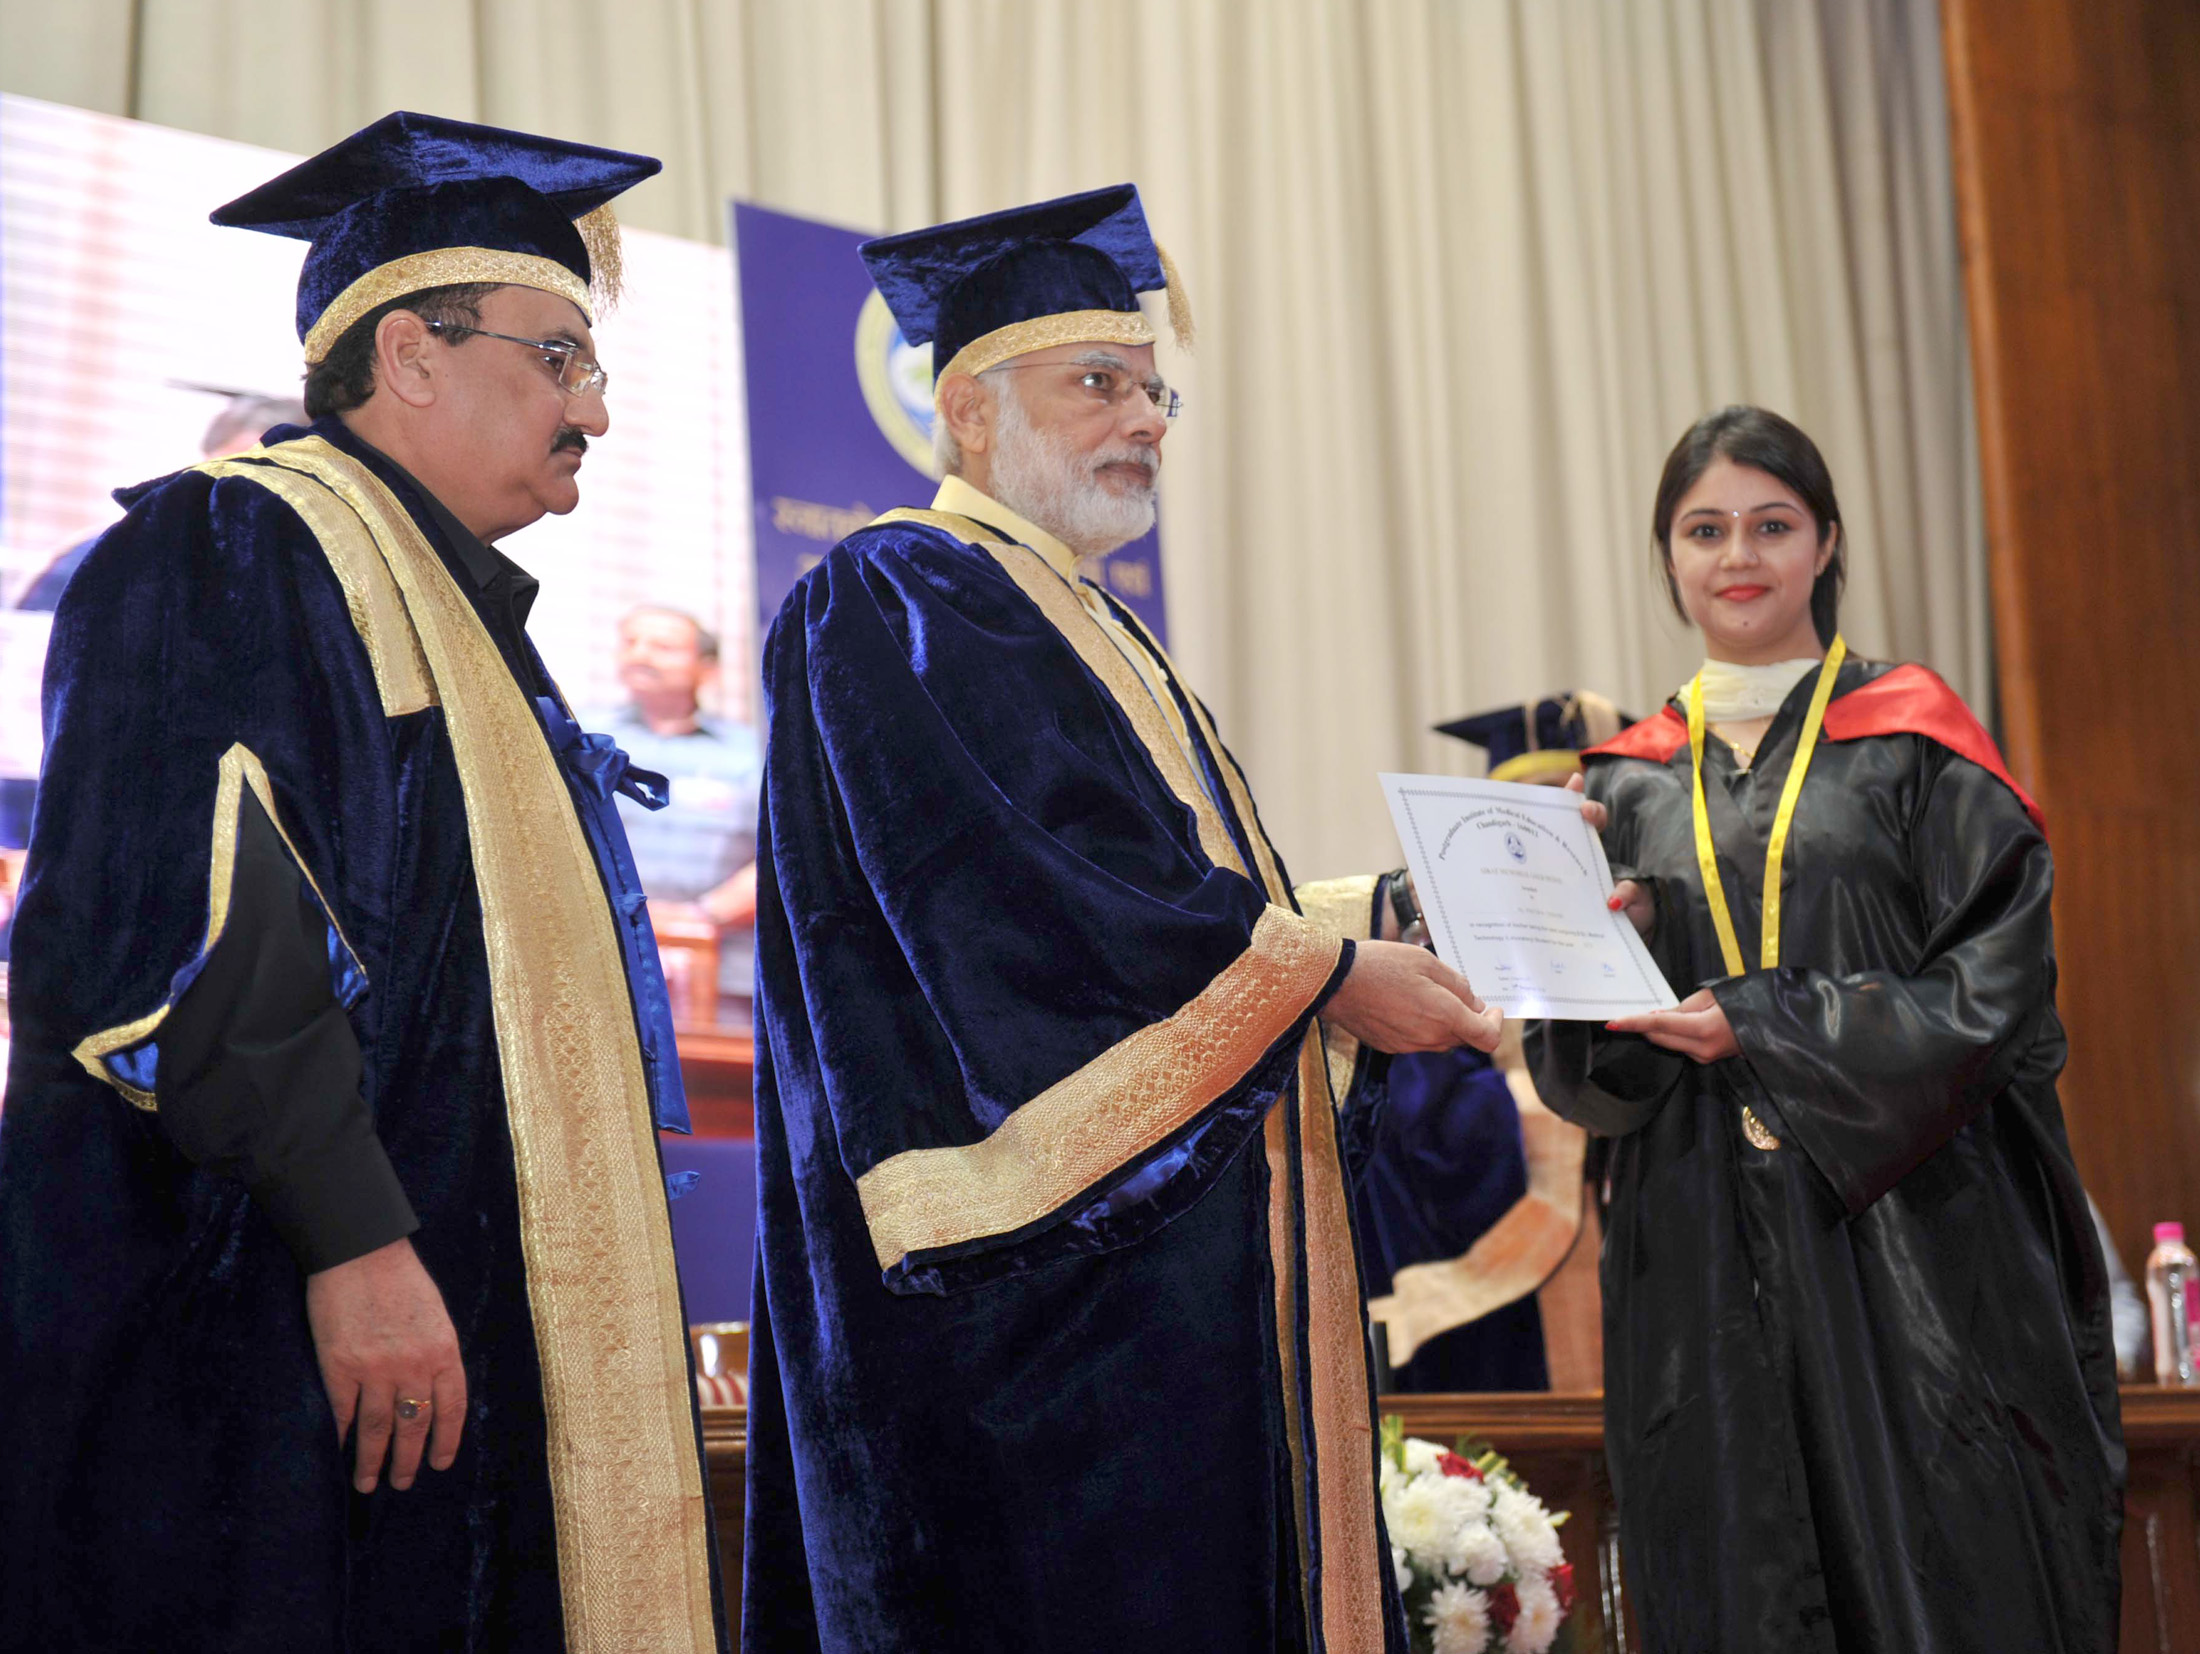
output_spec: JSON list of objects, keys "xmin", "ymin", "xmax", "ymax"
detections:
[
  {"xmin": 1423, "ymin": 1581, "xmax": 1491, "ymax": 1654},
  {"xmin": 1420, "ymin": 1477, "xmax": 1498, "ymax": 1574},
  {"xmin": 1386, "ymin": 1476, "xmax": 1457, "ymax": 1574},
  {"xmin": 1401, "ymin": 1437, "xmax": 1445, "ymax": 1477},
  {"xmin": 1392, "ymin": 1543, "xmax": 1412, "ymax": 1594},
  {"xmin": 1490, "ymin": 1484, "xmax": 1564, "ymax": 1575},
  {"xmin": 1434, "ymin": 1471, "xmax": 1494, "ymax": 1526},
  {"xmin": 1504, "ymin": 1578, "xmax": 1563, "ymax": 1654},
  {"xmin": 1386, "ymin": 1467, "xmax": 1504, "ymax": 1577},
  {"xmin": 1457, "ymin": 1520, "xmax": 1509, "ymax": 1586}
]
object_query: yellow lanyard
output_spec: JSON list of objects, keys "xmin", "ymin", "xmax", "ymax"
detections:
[{"xmin": 1685, "ymin": 636, "xmax": 1846, "ymax": 976}]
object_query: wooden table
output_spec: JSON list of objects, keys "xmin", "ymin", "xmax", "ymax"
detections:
[
  {"xmin": 2114, "ymin": 1387, "xmax": 2200, "ymax": 1654},
  {"xmin": 701, "ymin": 1405, "xmax": 749, "ymax": 1635},
  {"xmin": 676, "ymin": 1026, "xmax": 754, "ymax": 1138},
  {"xmin": 701, "ymin": 1387, "xmax": 2200, "ymax": 1650}
]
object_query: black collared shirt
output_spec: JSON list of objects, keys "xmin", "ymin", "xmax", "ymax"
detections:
[{"xmin": 380, "ymin": 452, "xmax": 548, "ymax": 698}]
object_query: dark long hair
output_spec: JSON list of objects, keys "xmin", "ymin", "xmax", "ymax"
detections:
[{"xmin": 1651, "ymin": 405, "xmax": 1846, "ymax": 646}]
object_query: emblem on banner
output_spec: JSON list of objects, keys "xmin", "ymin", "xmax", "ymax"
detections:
[{"xmin": 854, "ymin": 290, "xmax": 938, "ymax": 476}]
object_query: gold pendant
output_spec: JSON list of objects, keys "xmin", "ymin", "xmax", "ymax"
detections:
[{"xmin": 1740, "ymin": 1105, "xmax": 1781, "ymax": 1151}]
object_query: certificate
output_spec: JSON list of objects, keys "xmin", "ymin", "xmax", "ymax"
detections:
[{"xmin": 1379, "ymin": 773, "xmax": 1679, "ymax": 1020}]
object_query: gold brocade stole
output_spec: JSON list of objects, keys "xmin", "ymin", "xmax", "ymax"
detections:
[
  {"xmin": 202, "ymin": 442, "xmax": 718, "ymax": 1654},
  {"xmin": 873, "ymin": 507, "xmax": 1387, "ymax": 1654}
]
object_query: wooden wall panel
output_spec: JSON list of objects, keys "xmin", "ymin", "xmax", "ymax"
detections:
[{"xmin": 1940, "ymin": 0, "xmax": 2200, "ymax": 1278}]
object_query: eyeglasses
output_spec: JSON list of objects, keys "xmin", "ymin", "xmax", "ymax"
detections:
[
  {"xmin": 996, "ymin": 361, "xmax": 1183, "ymax": 420},
  {"xmin": 424, "ymin": 319, "xmax": 608, "ymax": 399}
]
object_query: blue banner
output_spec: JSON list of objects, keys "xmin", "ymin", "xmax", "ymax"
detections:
[{"xmin": 731, "ymin": 200, "xmax": 1168, "ymax": 648}]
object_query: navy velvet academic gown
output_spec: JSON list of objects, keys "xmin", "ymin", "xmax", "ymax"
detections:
[
  {"xmin": 1352, "ymin": 1050, "xmax": 1547, "ymax": 1392},
  {"xmin": 0, "ymin": 419, "xmax": 724, "ymax": 1654},
  {"xmin": 1529, "ymin": 659, "xmax": 2123, "ymax": 1654},
  {"xmin": 743, "ymin": 502, "xmax": 1404, "ymax": 1654}
]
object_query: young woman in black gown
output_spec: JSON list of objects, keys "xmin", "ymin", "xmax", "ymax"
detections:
[{"xmin": 1529, "ymin": 407, "xmax": 2122, "ymax": 1652}]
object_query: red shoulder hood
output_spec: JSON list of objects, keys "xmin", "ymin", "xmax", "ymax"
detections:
[
  {"xmin": 1582, "ymin": 664, "xmax": 2044, "ymax": 834},
  {"xmin": 1584, "ymin": 705, "xmax": 1685, "ymax": 763}
]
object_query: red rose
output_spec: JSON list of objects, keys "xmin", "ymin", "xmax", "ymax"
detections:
[
  {"xmin": 1435, "ymin": 1451, "xmax": 1483, "ymax": 1481},
  {"xmin": 1488, "ymin": 1583, "xmax": 1519, "ymax": 1635},
  {"xmin": 1550, "ymin": 1561, "xmax": 1577, "ymax": 1615}
]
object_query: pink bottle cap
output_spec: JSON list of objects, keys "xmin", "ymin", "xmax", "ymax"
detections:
[{"xmin": 2157, "ymin": 1222, "xmax": 2186, "ymax": 1244}]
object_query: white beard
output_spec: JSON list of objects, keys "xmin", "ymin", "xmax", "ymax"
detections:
[{"xmin": 985, "ymin": 382, "xmax": 1159, "ymax": 556}]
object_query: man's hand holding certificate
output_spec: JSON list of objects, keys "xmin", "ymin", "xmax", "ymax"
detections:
[{"xmin": 1379, "ymin": 774, "xmax": 1679, "ymax": 1020}]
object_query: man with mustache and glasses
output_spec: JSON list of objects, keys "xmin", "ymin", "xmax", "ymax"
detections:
[
  {"xmin": 744, "ymin": 187, "xmax": 1501, "ymax": 1654},
  {"xmin": 0, "ymin": 115, "xmax": 726, "ymax": 1654}
]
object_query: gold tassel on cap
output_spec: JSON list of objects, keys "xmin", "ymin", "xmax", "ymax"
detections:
[
  {"xmin": 1156, "ymin": 242, "xmax": 1195, "ymax": 352},
  {"xmin": 577, "ymin": 202, "xmax": 625, "ymax": 311}
]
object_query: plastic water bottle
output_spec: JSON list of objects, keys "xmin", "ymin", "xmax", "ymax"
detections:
[{"xmin": 2146, "ymin": 1222, "xmax": 2200, "ymax": 1387}]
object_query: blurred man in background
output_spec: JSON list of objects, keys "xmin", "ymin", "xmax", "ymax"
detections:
[
  {"xmin": 3, "ymin": 388, "xmax": 311, "ymax": 860},
  {"xmin": 14, "ymin": 386, "xmax": 308, "ymax": 614},
  {"xmin": 594, "ymin": 604, "xmax": 761, "ymax": 1013}
]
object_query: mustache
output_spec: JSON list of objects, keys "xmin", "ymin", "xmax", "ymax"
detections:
[
  {"xmin": 1092, "ymin": 447, "xmax": 1157, "ymax": 483},
  {"xmin": 552, "ymin": 428, "xmax": 590, "ymax": 456}
]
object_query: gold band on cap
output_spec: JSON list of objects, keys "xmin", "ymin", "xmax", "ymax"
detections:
[
  {"xmin": 1489, "ymin": 750, "xmax": 1584, "ymax": 785},
  {"xmin": 303, "ymin": 247, "xmax": 592, "ymax": 363},
  {"xmin": 933, "ymin": 308, "xmax": 1156, "ymax": 395}
]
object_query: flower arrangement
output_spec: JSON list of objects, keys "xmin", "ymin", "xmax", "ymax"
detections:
[{"xmin": 1378, "ymin": 1415, "xmax": 1577, "ymax": 1654}]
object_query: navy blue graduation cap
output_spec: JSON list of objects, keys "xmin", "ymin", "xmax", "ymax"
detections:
[
  {"xmin": 1436, "ymin": 691, "xmax": 1637, "ymax": 783},
  {"xmin": 859, "ymin": 183, "xmax": 1192, "ymax": 389},
  {"xmin": 211, "ymin": 111, "xmax": 661, "ymax": 363}
]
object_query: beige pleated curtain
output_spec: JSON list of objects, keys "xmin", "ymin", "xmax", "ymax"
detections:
[{"xmin": 3, "ymin": 0, "xmax": 1984, "ymax": 877}]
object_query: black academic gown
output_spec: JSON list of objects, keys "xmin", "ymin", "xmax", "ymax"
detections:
[{"xmin": 1528, "ymin": 657, "xmax": 2122, "ymax": 1654}]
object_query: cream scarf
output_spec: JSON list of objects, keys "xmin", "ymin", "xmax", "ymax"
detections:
[{"xmin": 1685, "ymin": 654, "xmax": 1825, "ymax": 723}]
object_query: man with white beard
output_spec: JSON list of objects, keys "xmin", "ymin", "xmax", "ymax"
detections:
[{"xmin": 742, "ymin": 186, "xmax": 1499, "ymax": 1654}]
